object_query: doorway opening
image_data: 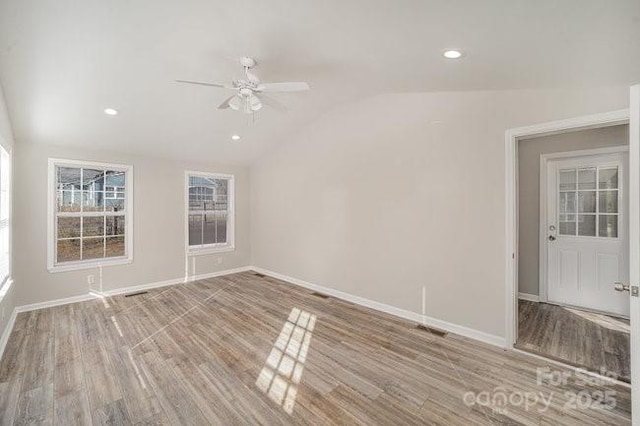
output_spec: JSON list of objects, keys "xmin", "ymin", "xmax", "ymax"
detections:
[{"xmin": 504, "ymin": 109, "xmax": 632, "ymax": 385}]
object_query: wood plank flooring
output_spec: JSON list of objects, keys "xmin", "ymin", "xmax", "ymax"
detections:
[
  {"xmin": 0, "ymin": 272, "xmax": 631, "ymax": 425},
  {"xmin": 516, "ymin": 300, "xmax": 631, "ymax": 383}
]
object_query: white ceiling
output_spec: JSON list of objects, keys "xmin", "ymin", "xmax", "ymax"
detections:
[{"xmin": 0, "ymin": 0, "xmax": 639, "ymax": 165}]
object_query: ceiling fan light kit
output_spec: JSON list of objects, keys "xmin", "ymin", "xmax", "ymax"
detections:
[{"xmin": 176, "ymin": 56, "xmax": 309, "ymax": 119}]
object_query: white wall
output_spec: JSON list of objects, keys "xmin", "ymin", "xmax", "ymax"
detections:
[
  {"xmin": 14, "ymin": 142, "xmax": 251, "ymax": 306},
  {"xmin": 0, "ymin": 83, "xmax": 16, "ymax": 339},
  {"xmin": 250, "ymin": 87, "xmax": 630, "ymax": 340},
  {"xmin": 517, "ymin": 125, "xmax": 629, "ymax": 297}
]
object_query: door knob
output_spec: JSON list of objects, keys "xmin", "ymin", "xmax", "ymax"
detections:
[
  {"xmin": 614, "ymin": 282, "xmax": 630, "ymax": 292},
  {"xmin": 548, "ymin": 235, "xmax": 556, "ymax": 241}
]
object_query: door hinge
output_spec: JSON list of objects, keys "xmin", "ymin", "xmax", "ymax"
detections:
[{"xmin": 632, "ymin": 286, "xmax": 639, "ymax": 297}]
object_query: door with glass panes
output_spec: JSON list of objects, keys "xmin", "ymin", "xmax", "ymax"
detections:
[{"xmin": 546, "ymin": 150, "xmax": 629, "ymax": 317}]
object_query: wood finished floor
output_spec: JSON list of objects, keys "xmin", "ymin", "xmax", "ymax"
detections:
[
  {"xmin": 0, "ymin": 272, "xmax": 631, "ymax": 425},
  {"xmin": 516, "ymin": 300, "xmax": 631, "ymax": 383}
]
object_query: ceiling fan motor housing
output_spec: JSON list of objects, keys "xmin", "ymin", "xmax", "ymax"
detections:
[{"xmin": 240, "ymin": 56, "xmax": 256, "ymax": 69}]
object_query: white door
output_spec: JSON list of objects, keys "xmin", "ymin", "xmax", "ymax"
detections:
[
  {"xmin": 546, "ymin": 151, "xmax": 629, "ymax": 317},
  {"xmin": 629, "ymin": 84, "xmax": 640, "ymax": 424}
]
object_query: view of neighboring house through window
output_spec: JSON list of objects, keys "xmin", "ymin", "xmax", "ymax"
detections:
[
  {"xmin": 187, "ymin": 172, "xmax": 234, "ymax": 252},
  {"xmin": 49, "ymin": 159, "xmax": 132, "ymax": 271},
  {"xmin": 0, "ymin": 147, "xmax": 10, "ymax": 286}
]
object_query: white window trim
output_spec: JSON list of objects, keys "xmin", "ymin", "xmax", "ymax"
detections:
[
  {"xmin": 47, "ymin": 158, "xmax": 134, "ymax": 273},
  {"xmin": 185, "ymin": 171, "xmax": 235, "ymax": 256},
  {"xmin": 0, "ymin": 143, "xmax": 11, "ymax": 293}
]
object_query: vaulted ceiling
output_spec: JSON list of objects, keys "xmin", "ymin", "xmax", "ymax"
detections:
[{"xmin": 1, "ymin": 0, "xmax": 639, "ymax": 164}]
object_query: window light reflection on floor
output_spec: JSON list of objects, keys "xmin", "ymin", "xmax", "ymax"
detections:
[{"xmin": 256, "ymin": 307, "xmax": 316, "ymax": 414}]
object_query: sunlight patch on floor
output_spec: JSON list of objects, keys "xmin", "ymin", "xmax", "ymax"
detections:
[
  {"xmin": 256, "ymin": 307, "xmax": 316, "ymax": 414},
  {"xmin": 564, "ymin": 307, "xmax": 630, "ymax": 333}
]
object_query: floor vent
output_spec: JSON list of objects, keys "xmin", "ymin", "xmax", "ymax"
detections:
[
  {"xmin": 253, "ymin": 273, "xmax": 266, "ymax": 278},
  {"xmin": 311, "ymin": 292, "xmax": 329, "ymax": 299},
  {"xmin": 124, "ymin": 290, "xmax": 149, "ymax": 298},
  {"xmin": 416, "ymin": 324, "xmax": 447, "ymax": 337}
]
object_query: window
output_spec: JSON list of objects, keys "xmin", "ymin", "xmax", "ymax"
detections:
[
  {"xmin": 186, "ymin": 172, "xmax": 234, "ymax": 254},
  {"xmin": 0, "ymin": 147, "xmax": 10, "ymax": 286},
  {"xmin": 48, "ymin": 159, "xmax": 133, "ymax": 272},
  {"xmin": 558, "ymin": 166, "xmax": 619, "ymax": 238}
]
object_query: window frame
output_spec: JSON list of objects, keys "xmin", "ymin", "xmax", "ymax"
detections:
[
  {"xmin": 185, "ymin": 171, "xmax": 235, "ymax": 256},
  {"xmin": 0, "ymin": 145, "xmax": 11, "ymax": 290},
  {"xmin": 47, "ymin": 158, "xmax": 134, "ymax": 273}
]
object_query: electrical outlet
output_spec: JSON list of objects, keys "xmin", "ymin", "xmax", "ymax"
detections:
[
  {"xmin": 217, "ymin": 257, "xmax": 223, "ymax": 265},
  {"xmin": 87, "ymin": 275, "xmax": 95, "ymax": 285}
]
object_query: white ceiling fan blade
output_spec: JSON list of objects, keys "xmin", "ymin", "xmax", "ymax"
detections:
[
  {"xmin": 175, "ymin": 79, "xmax": 235, "ymax": 89},
  {"xmin": 217, "ymin": 95, "xmax": 237, "ymax": 109},
  {"xmin": 256, "ymin": 82, "xmax": 310, "ymax": 92},
  {"xmin": 259, "ymin": 94, "xmax": 287, "ymax": 113}
]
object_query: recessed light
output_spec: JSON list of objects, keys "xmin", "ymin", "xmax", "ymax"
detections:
[
  {"xmin": 231, "ymin": 134, "xmax": 241, "ymax": 141},
  {"xmin": 104, "ymin": 108, "xmax": 118, "ymax": 115},
  {"xmin": 443, "ymin": 50, "xmax": 464, "ymax": 59}
]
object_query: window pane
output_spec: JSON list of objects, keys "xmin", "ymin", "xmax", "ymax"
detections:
[
  {"xmin": 53, "ymin": 162, "xmax": 130, "ymax": 266},
  {"xmin": 578, "ymin": 191, "xmax": 596, "ymax": 213},
  {"xmin": 105, "ymin": 170, "xmax": 125, "ymax": 188},
  {"xmin": 83, "ymin": 216, "xmax": 104, "ymax": 237},
  {"xmin": 106, "ymin": 215, "xmax": 125, "ymax": 236},
  {"xmin": 82, "ymin": 237, "xmax": 104, "ymax": 259},
  {"xmin": 577, "ymin": 168, "xmax": 596, "ymax": 190},
  {"xmin": 57, "ymin": 167, "xmax": 81, "ymax": 190},
  {"xmin": 560, "ymin": 213, "xmax": 576, "ymax": 222},
  {"xmin": 83, "ymin": 191, "xmax": 104, "ymax": 212},
  {"xmin": 599, "ymin": 216, "xmax": 618, "ymax": 238},
  {"xmin": 0, "ymin": 190, "xmax": 8, "ymax": 221},
  {"xmin": 599, "ymin": 190, "xmax": 618, "ymax": 213},
  {"xmin": 58, "ymin": 217, "xmax": 81, "ymax": 238},
  {"xmin": 203, "ymin": 212, "xmax": 227, "ymax": 244},
  {"xmin": 82, "ymin": 169, "xmax": 104, "ymax": 191},
  {"xmin": 559, "ymin": 192, "xmax": 576, "ymax": 213},
  {"xmin": 58, "ymin": 190, "xmax": 82, "ymax": 212},
  {"xmin": 189, "ymin": 177, "xmax": 228, "ymax": 212},
  {"xmin": 57, "ymin": 239, "xmax": 81, "ymax": 262},
  {"xmin": 189, "ymin": 197, "xmax": 204, "ymax": 211},
  {"xmin": 105, "ymin": 236, "xmax": 125, "ymax": 258},
  {"xmin": 188, "ymin": 175, "xmax": 231, "ymax": 248},
  {"xmin": 189, "ymin": 214, "xmax": 203, "ymax": 246},
  {"xmin": 578, "ymin": 214, "xmax": 596, "ymax": 237},
  {"xmin": 559, "ymin": 221, "xmax": 576, "ymax": 236},
  {"xmin": 105, "ymin": 198, "xmax": 125, "ymax": 212},
  {"xmin": 559, "ymin": 170, "xmax": 576, "ymax": 190},
  {"xmin": 599, "ymin": 167, "xmax": 618, "ymax": 189}
]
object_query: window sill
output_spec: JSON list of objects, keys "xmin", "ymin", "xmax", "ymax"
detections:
[
  {"xmin": 187, "ymin": 245, "xmax": 235, "ymax": 256},
  {"xmin": 48, "ymin": 256, "xmax": 133, "ymax": 273}
]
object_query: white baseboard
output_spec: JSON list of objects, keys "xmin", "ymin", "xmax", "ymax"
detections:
[
  {"xmin": 4, "ymin": 265, "xmax": 507, "ymax": 360},
  {"xmin": 15, "ymin": 293, "xmax": 97, "ymax": 313},
  {"xmin": 15, "ymin": 266, "xmax": 252, "ymax": 312},
  {"xmin": 1, "ymin": 266, "xmax": 251, "ymax": 361},
  {"xmin": 251, "ymin": 266, "xmax": 506, "ymax": 348},
  {"xmin": 97, "ymin": 266, "xmax": 252, "ymax": 297},
  {"xmin": 518, "ymin": 292, "xmax": 540, "ymax": 302}
]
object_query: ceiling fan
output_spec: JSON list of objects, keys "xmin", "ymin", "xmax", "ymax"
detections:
[{"xmin": 176, "ymin": 57, "xmax": 310, "ymax": 115}]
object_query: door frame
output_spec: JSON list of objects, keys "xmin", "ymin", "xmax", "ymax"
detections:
[
  {"xmin": 539, "ymin": 146, "xmax": 629, "ymax": 306},
  {"xmin": 505, "ymin": 109, "xmax": 630, "ymax": 349}
]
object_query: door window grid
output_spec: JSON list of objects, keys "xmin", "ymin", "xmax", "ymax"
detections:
[{"xmin": 558, "ymin": 166, "xmax": 619, "ymax": 238}]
